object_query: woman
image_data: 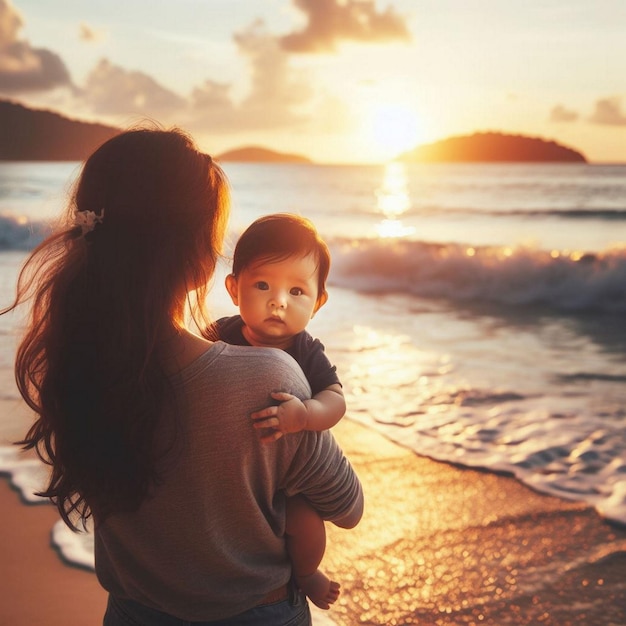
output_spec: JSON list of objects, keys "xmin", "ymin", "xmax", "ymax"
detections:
[{"xmin": 4, "ymin": 128, "xmax": 363, "ymax": 625}]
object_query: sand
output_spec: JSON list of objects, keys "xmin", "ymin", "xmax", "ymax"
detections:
[
  {"xmin": 1, "ymin": 418, "xmax": 625, "ymax": 626},
  {"xmin": 0, "ymin": 478, "xmax": 107, "ymax": 624}
]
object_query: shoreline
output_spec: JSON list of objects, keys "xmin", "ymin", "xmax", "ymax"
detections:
[
  {"xmin": 324, "ymin": 420, "xmax": 626, "ymax": 625},
  {"xmin": 1, "ymin": 418, "xmax": 625, "ymax": 625}
]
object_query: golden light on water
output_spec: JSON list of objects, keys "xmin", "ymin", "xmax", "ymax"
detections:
[
  {"xmin": 376, "ymin": 162, "xmax": 409, "ymax": 218},
  {"xmin": 551, "ymin": 249, "xmax": 587, "ymax": 261},
  {"xmin": 377, "ymin": 219, "xmax": 413, "ymax": 238},
  {"xmin": 375, "ymin": 162, "xmax": 415, "ymax": 239},
  {"xmin": 342, "ymin": 325, "xmax": 452, "ymax": 428}
]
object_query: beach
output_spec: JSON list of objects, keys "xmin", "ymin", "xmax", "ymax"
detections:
[
  {"xmin": 2, "ymin": 417, "xmax": 625, "ymax": 626},
  {"xmin": 0, "ymin": 161, "xmax": 625, "ymax": 624}
]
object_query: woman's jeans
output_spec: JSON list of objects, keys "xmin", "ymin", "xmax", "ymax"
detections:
[{"xmin": 103, "ymin": 590, "xmax": 312, "ymax": 626}]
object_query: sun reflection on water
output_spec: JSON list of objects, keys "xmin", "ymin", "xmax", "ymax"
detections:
[
  {"xmin": 375, "ymin": 162, "xmax": 415, "ymax": 238},
  {"xmin": 341, "ymin": 325, "xmax": 451, "ymax": 429}
]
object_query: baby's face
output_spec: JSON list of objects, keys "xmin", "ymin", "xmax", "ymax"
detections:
[{"xmin": 227, "ymin": 253, "xmax": 321, "ymax": 349}]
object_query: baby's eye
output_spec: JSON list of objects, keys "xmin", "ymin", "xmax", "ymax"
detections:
[
  {"xmin": 254, "ymin": 281, "xmax": 269, "ymax": 290},
  {"xmin": 290, "ymin": 287, "xmax": 304, "ymax": 296}
]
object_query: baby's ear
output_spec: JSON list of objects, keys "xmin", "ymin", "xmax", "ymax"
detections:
[
  {"xmin": 225, "ymin": 274, "xmax": 239, "ymax": 305},
  {"xmin": 312, "ymin": 290, "xmax": 328, "ymax": 316}
]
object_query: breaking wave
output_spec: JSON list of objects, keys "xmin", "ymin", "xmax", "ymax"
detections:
[{"xmin": 329, "ymin": 238, "xmax": 626, "ymax": 313}]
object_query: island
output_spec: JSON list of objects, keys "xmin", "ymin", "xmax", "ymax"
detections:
[
  {"xmin": 0, "ymin": 100, "xmax": 312, "ymax": 164},
  {"xmin": 1, "ymin": 99, "xmax": 587, "ymax": 164},
  {"xmin": 215, "ymin": 145, "xmax": 312, "ymax": 163},
  {"xmin": 0, "ymin": 100, "xmax": 120, "ymax": 161},
  {"xmin": 400, "ymin": 131, "xmax": 587, "ymax": 163}
]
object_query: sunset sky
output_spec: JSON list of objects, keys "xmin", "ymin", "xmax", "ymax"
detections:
[{"xmin": 1, "ymin": 0, "xmax": 625, "ymax": 164}]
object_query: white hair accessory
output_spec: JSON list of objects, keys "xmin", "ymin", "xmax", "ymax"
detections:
[{"xmin": 74, "ymin": 209, "xmax": 104, "ymax": 235}]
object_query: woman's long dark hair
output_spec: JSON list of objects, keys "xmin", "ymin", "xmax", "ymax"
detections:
[{"xmin": 3, "ymin": 127, "xmax": 230, "ymax": 529}]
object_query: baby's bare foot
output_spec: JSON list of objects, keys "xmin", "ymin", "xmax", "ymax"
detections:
[{"xmin": 296, "ymin": 570, "xmax": 340, "ymax": 610}]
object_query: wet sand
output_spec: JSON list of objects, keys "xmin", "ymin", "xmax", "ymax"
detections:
[
  {"xmin": 0, "ymin": 478, "xmax": 107, "ymax": 624},
  {"xmin": 324, "ymin": 421, "xmax": 626, "ymax": 625},
  {"xmin": 1, "ymin": 418, "xmax": 625, "ymax": 625}
]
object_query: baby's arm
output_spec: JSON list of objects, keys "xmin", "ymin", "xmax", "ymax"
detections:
[{"xmin": 251, "ymin": 383, "xmax": 345, "ymax": 443}]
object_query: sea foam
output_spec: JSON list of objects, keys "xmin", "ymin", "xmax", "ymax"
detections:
[{"xmin": 329, "ymin": 238, "xmax": 626, "ymax": 313}]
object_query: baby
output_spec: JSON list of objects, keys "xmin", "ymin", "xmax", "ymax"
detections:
[{"xmin": 210, "ymin": 213, "xmax": 346, "ymax": 609}]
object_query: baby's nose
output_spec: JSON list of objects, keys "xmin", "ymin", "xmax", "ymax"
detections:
[{"xmin": 270, "ymin": 292, "xmax": 287, "ymax": 308}]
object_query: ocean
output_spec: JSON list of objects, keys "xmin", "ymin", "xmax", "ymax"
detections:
[{"xmin": 0, "ymin": 160, "xmax": 625, "ymax": 573}]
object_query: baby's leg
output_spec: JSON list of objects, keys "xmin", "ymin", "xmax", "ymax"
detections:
[{"xmin": 285, "ymin": 495, "xmax": 340, "ymax": 610}]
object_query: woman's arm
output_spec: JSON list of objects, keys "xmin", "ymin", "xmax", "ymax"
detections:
[
  {"xmin": 328, "ymin": 486, "xmax": 364, "ymax": 529},
  {"xmin": 280, "ymin": 429, "xmax": 364, "ymax": 529}
]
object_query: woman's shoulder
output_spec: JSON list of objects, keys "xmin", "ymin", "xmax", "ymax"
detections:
[
  {"xmin": 182, "ymin": 341, "xmax": 308, "ymax": 385},
  {"xmin": 219, "ymin": 342, "xmax": 304, "ymax": 371},
  {"xmin": 219, "ymin": 343, "xmax": 312, "ymax": 395}
]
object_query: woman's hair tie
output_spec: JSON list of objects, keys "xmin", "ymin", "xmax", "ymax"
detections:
[{"xmin": 74, "ymin": 209, "xmax": 105, "ymax": 236}]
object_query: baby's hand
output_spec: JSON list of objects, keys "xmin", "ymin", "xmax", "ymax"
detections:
[{"xmin": 250, "ymin": 392, "xmax": 308, "ymax": 443}]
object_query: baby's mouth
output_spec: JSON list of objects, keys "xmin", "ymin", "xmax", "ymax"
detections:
[{"xmin": 266, "ymin": 315, "xmax": 285, "ymax": 324}]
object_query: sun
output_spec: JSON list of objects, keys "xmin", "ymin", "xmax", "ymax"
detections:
[{"xmin": 368, "ymin": 103, "xmax": 422, "ymax": 160}]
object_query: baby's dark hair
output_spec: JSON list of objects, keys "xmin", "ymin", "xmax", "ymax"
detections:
[{"xmin": 232, "ymin": 213, "xmax": 330, "ymax": 301}]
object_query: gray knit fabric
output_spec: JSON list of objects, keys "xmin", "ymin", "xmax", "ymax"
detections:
[{"xmin": 95, "ymin": 342, "xmax": 362, "ymax": 621}]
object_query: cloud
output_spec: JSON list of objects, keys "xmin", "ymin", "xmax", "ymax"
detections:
[
  {"xmin": 0, "ymin": 0, "xmax": 71, "ymax": 93},
  {"xmin": 588, "ymin": 97, "xmax": 626, "ymax": 126},
  {"xmin": 0, "ymin": 4, "xmax": 322, "ymax": 136},
  {"xmin": 190, "ymin": 20, "xmax": 312, "ymax": 132},
  {"xmin": 78, "ymin": 22, "xmax": 313, "ymax": 133},
  {"xmin": 190, "ymin": 79, "xmax": 240, "ymax": 129},
  {"xmin": 79, "ymin": 23, "xmax": 104, "ymax": 43},
  {"xmin": 82, "ymin": 59, "xmax": 186, "ymax": 116},
  {"xmin": 549, "ymin": 104, "xmax": 579, "ymax": 123},
  {"xmin": 235, "ymin": 20, "xmax": 312, "ymax": 125},
  {"xmin": 280, "ymin": 0, "xmax": 411, "ymax": 53},
  {"xmin": 191, "ymin": 79, "xmax": 234, "ymax": 112}
]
